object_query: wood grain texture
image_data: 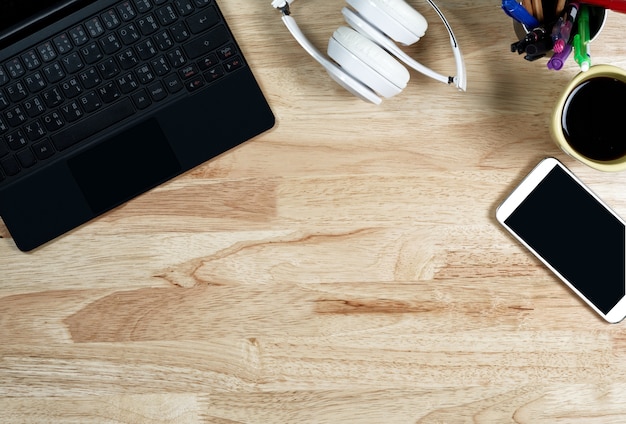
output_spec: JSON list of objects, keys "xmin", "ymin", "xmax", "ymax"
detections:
[{"xmin": 3, "ymin": 1, "xmax": 626, "ymax": 422}]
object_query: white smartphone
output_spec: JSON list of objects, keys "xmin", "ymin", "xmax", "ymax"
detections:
[{"xmin": 496, "ymin": 157, "xmax": 626, "ymax": 323}]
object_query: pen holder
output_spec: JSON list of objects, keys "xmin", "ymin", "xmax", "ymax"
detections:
[
  {"xmin": 513, "ymin": 6, "xmax": 606, "ymax": 40},
  {"xmin": 512, "ymin": 4, "xmax": 607, "ymax": 66}
]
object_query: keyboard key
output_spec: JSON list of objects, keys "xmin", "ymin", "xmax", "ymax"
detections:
[
  {"xmin": 42, "ymin": 111, "xmax": 65, "ymax": 131},
  {"xmin": 78, "ymin": 67, "xmax": 102, "ymax": 89},
  {"xmin": 224, "ymin": 56, "xmax": 243, "ymax": 72},
  {"xmin": 5, "ymin": 129, "xmax": 28, "ymax": 150},
  {"xmin": 59, "ymin": 101, "xmax": 83, "ymax": 123},
  {"xmin": 53, "ymin": 34, "xmax": 73, "ymax": 54},
  {"xmin": 135, "ymin": 64, "xmax": 155, "ymax": 84},
  {"xmin": 23, "ymin": 96, "xmax": 46, "ymax": 118},
  {"xmin": 196, "ymin": 53, "xmax": 218, "ymax": 71},
  {"xmin": 24, "ymin": 121, "xmax": 46, "ymax": 141},
  {"xmin": 32, "ymin": 138, "xmax": 55, "ymax": 160},
  {"xmin": 119, "ymin": 23, "xmax": 141, "ymax": 44},
  {"xmin": 0, "ymin": 155, "xmax": 20, "ymax": 176},
  {"xmin": 42, "ymin": 87, "xmax": 64, "ymax": 108},
  {"xmin": 163, "ymin": 73, "xmax": 183, "ymax": 93},
  {"xmin": 43, "ymin": 62, "xmax": 66, "ymax": 83},
  {"xmin": 170, "ymin": 22, "xmax": 190, "ymax": 42},
  {"xmin": 185, "ymin": 76, "xmax": 204, "ymax": 91},
  {"xmin": 151, "ymin": 56, "xmax": 170, "ymax": 76},
  {"xmin": 4, "ymin": 107, "xmax": 27, "ymax": 127},
  {"xmin": 174, "ymin": 0, "xmax": 194, "ymax": 16},
  {"xmin": 21, "ymin": 50, "xmax": 42, "ymax": 70},
  {"xmin": 80, "ymin": 43, "xmax": 104, "ymax": 65},
  {"xmin": 217, "ymin": 44, "xmax": 235, "ymax": 60},
  {"xmin": 136, "ymin": 39, "xmax": 158, "ymax": 60},
  {"xmin": 131, "ymin": 89, "xmax": 152, "ymax": 109},
  {"xmin": 134, "ymin": 0, "xmax": 153, "ymax": 13},
  {"xmin": 154, "ymin": 30, "xmax": 174, "ymax": 50},
  {"xmin": 98, "ymin": 82, "xmax": 121, "ymax": 103},
  {"xmin": 137, "ymin": 14, "xmax": 160, "ymax": 35},
  {"xmin": 85, "ymin": 17, "xmax": 106, "ymax": 38},
  {"xmin": 0, "ymin": 139, "xmax": 8, "ymax": 157},
  {"xmin": 117, "ymin": 1, "xmax": 137, "ymax": 21},
  {"xmin": 147, "ymin": 81, "xmax": 167, "ymax": 101},
  {"xmin": 60, "ymin": 77, "xmax": 83, "ymax": 98},
  {"xmin": 37, "ymin": 42, "xmax": 57, "ymax": 62},
  {"xmin": 69, "ymin": 25, "xmax": 89, "ymax": 46},
  {"xmin": 61, "ymin": 52, "xmax": 85, "ymax": 74},
  {"xmin": 16, "ymin": 148, "xmax": 36, "ymax": 168},
  {"xmin": 101, "ymin": 9, "xmax": 122, "ymax": 29},
  {"xmin": 0, "ymin": 66, "xmax": 8, "ymax": 86},
  {"xmin": 100, "ymin": 34, "xmax": 123, "ymax": 55},
  {"xmin": 6, "ymin": 58, "xmax": 25, "ymax": 78},
  {"xmin": 203, "ymin": 64, "xmax": 224, "ymax": 82},
  {"xmin": 179, "ymin": 63, "xmax": 199, "ymax": 79},
  {"xmin": 51, "ymin": 98, "xmax": 135, "ymax": 151},
  {"xmin": 186, "ymin": 7, "xmax": 219, "ymax": 34},
  {"xmin": 117, "ymin": 49, "xmax": 139, "ymax": 69},
  {"xmin": 117, "ymin": 72, "xmax": 139, "ymax": 93},
  {"xmin": 98, "ymin": 58, "xmax": 121, "ymax": 79},
  {"xmin": 5, "ymin": 82, "xmax": 28, "ymax": 103},
  {"xmin": 183, "ymin": 25, "xmax": 229, "ymax": 59},
  {"xmin": 78, "ymin": 91, "xmax": 103, "ymax": 113},
  {"xmin": 156, "ymin": 5, "xmax": 178, "ymax": 26},
  {"xmin": 166, "ymin": 48, "xmax": 186, "ymax": 68},
  {"xmin": 24, "ymin": 72, "xmax": 47, "ymax": 93},
  {"xmin": 0, "ymin": 92, "xmax": 7, "ymax": 111}
]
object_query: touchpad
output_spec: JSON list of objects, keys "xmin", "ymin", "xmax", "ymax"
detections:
[{"xmin": 68, "ymin": 118, "xmax": 182, "ymax": 214}]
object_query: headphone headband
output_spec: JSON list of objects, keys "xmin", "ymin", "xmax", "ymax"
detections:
[{"xmin": 273, "ymin": 0, "xmax": 466, "ymax": 102}]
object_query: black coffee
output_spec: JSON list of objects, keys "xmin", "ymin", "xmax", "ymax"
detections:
[{"xmin": 562, "ymin": 77, "xmax": 626, "ymax": 161}]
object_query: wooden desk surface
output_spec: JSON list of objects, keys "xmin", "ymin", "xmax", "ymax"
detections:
[{"xmin": 3, "ymin": 1, "xmax": 626, "ymax": 422}]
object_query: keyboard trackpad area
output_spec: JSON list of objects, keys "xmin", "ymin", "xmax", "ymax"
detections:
[{"xmin": 67, "ymin": 118, "xmax": 182, "ymax": 214}]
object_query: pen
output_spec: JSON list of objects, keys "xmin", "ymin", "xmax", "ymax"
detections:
[
  {"xmin": 573, "ymin": 5, "xmax": 591, "ymax": 71},
  {"xmin": 531, "ymin": 0, "xmax": 544, "ymax": 22},
  {"xmin": 579, "ymin": 0, "xmax": 626, "ymax": 13},
  {"xmin": 502, "ymin": 0, "xmax": 540, "ymax": 28},
  {"xmin": 551, "ymin": 2, "xmax": 578, "ymax": 53},
  {"xmin": 511, "ymin": 27, "xmax": 553, "ymax": 61},
  {"xmin": 547, "ymin": 42, "xmax": 572, "ymax": 70}
]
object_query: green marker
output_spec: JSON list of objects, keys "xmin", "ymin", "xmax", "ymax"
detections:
[{"xmin": 573, "ymin": 5, "xmax": 591, "ymax": 71}]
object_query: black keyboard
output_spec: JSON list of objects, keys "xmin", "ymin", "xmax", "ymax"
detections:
[{"xmin": 0, "ymin": 0, "xmax": 245, "ymax": 185}]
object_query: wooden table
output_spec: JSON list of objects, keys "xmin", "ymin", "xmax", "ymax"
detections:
[{"xmin": 3, "ymin": 1, "xmax": 626, "ymax": 422}]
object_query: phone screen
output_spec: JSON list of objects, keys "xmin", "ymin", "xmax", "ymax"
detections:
[{"xmin": 503, "ymin": 164, "xmax": 625, "ymax": 315}]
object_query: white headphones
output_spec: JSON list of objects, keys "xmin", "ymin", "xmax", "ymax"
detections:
[{"xmin": 271, "ymin": 0, "xmax": 467, "ymax": 104}]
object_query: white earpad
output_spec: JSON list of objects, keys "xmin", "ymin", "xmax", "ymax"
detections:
[
  {"xmin": 347, "ymin": 0, "xmax": 428, "ymax": 46},
  {"xmin": 329, "ymin": 26, "xmax": 409, "ymax": 98},
  {"xmin": 278, "ymin": 14, "xmax": 382, "ymax": 104}
]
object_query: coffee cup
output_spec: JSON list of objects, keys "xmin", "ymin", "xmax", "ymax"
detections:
[{"xmin": 551, "ymin": 64, "xmax": 626, "ymax": 172}]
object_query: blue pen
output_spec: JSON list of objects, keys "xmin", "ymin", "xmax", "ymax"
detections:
[{"xmin": 502, "ymin": 0, "xmax": 540, "ymax": 28}]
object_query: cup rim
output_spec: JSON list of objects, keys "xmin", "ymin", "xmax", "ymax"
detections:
[{"xmin": 551, "ymin": 64, "xmax": 626, "ymax": 172}]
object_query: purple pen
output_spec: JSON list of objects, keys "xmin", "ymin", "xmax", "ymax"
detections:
[{"xmin": 547, "ymin": 42, "xmax": 573, "ymax": 70}]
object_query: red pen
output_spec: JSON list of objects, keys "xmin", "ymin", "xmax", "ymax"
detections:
[{"xmin": 579, "ymin": 0, "xmax": 626, "ymax": 13}]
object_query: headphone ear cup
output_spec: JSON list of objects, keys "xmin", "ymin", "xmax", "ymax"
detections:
[
  {"xmin": 346, "ymin": 0, "xmax": 428, "ymax": 45},
  {"xmin": 328, "ymin": 26, "xmax": 409, "ymax": 98}
]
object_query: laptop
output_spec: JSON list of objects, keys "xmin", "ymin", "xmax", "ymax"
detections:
[{"xmin": 0, "ymin": 0, "xmax": 275, "ymax": 251}]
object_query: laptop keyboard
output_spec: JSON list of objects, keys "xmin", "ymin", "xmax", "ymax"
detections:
[{"xmin": 0, "ymin": 0, "xmax": 245, "ymax": 184}]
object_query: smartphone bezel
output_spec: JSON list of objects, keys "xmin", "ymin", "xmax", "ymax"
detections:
[{"xmin": 496, "ymin": 157, "xmax": 626, "ymax": 323}]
